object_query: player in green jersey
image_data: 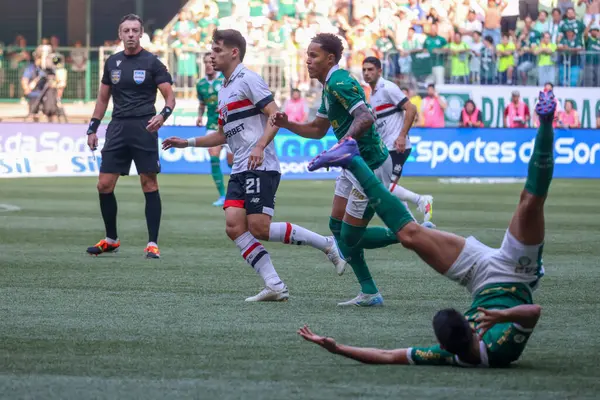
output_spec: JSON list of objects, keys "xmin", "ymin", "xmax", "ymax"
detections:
[
  {"xmin": 273, "ymin": 33, "xmax": 401, "ymax": 307},
  {"xmin": 297, "ymin": 90, "xmax": 556, "ymax": 367},
  {"xmin": 196, "ymin": 53, "xmax": 232, "ymax": 207}
]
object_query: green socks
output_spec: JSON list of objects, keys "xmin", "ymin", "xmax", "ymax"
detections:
[
  {"xmin": 210, "ymin": 156, "xmax": 226, "ymax": 197},
  {"xmin": 525, "ymin": 121, "xmax": 554, "ymax": 197},
  {"xmin": 358, "ymin": 226, "xmax": 399, "ymax": 249},
  {"xmin": 347, "ymin": 157, "xmax": 415, "ymax": 234},
  {"xmin": 329, "ymin": 217, "xmax": 379, "ymax": 294}
]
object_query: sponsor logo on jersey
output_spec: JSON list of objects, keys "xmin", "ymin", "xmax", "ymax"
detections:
[
  {"xmin": 133, "ymin": 70, "xmax": 146, "ymax": 84},
  {"xmin": 111, "ymin": 70, "xmax": 121, "ymax": 84},
  {"xmin": 224, "ymin": 122, "xmax": 245, "ymax": 138}
]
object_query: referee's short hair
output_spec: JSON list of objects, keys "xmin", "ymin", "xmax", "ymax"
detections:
[
  {"xmin": 311, "ymin": 33, "xmax": 344, "ymax": 63},
  {"xmin": 212, "ymin": 29, "xmax": 247, "ymax": 62},
  {"xmin": 119, "ymin": 13, "xmax": 144, "ymax": 29},
  {"xmin": 363, "ymin": 56, "xmax": 382, "ymax": 69}
]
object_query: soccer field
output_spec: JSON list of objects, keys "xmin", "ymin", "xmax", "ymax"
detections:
[{"xmin": 1, "ymin": 175, "xmax": 599, "ymax": 399}]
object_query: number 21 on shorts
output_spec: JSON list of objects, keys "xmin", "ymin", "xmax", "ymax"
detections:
[{"xmin": 246, "ymin": 177, "xmax": 261, "ymax": 194}]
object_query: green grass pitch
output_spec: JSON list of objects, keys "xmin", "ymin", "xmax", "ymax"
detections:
[{"xmin": 1, "ymin": 175, "xmax": 599, "ymax": 399}]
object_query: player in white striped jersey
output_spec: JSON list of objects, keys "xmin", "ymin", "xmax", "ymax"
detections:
[
  {"xmin": 362, "ymin": 57, "xmax": 434, "ymax": 225},
  {"xmin": 162, "ymin": 30, "xmax": 345, "ymax": 302}
]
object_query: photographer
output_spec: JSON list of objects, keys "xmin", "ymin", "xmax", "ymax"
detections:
[{"xmin": 21, "ymin": 52, "xmax": 61, "ymax": 122}]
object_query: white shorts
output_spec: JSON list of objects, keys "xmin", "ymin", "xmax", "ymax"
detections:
[
  {"xmin": 334, "ymin": 154, "xmax": 393, "ymax": 219},
  {"xmin": 445, "ymin": 230, "xmax": 545, "ymax": 295}
]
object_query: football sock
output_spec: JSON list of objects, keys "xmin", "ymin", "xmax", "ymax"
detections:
[
  {"xmin": 235, "ymin": 231, "xmax": 284, "ymax": 290},
  {"xmin": 525, "ymin": 119, "xmax": 554, "ymax": 197},
  {"xmin": 389, "ymin": 184, "xmax": 421, "ymax": 205},
  {"xmin": 144, "ymin": 190, "xmax": 161, "ymax": 244},
  {"xmin": 210, "ymin": 155, "xmax": 226, "ymax": 197},
  {"xmin": 329, "ymin": 217, "xmax": 343, "ymax": 241},
  {"xmin": 99, "ymin": 192, "xmax": 118, "ymax": 240},
  {"xmin": 357, "ymin": 226, "xmax": 399, "ymax": 249},
  {"xmin": 348, "ymin": 157, "xmax": 415, "ymax": 234},
  {"xmin": 340, "ymin": 222, "xmax": 378, "ymax": 294},
  {"xmin": 269, "ymin": 222, "xmax": 329, "ymax": 251}
]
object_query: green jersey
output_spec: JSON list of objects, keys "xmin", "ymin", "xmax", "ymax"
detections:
[
  {"xmin": 196, "ymin": 74, "xmax": 223, "ymax": 131},
  {"xmin": 409, "ymin": 283, "xmax": 534, "ymax": 368},
  {"xmin": 423, "ymin": 35, "xmax": 448, "ymax": 67},
  {"xmin": 559, "ymin": 19, "xmax": 586, "ymax": 41},
  {"xmin": 586, "ymin": 36, "xmax": 600, "ymax": 65},
  {"xmin": 316, "ymin": 67, "xmax": 388, "ymax": 170}
]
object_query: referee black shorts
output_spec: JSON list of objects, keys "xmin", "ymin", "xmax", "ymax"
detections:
[
  {"xmin": 389, "ymin": 148, "xmax": 412, "ymax": 178},
  {"xmin": 100, "ymin": 117, "xmax": 160, "ymax": 176}
]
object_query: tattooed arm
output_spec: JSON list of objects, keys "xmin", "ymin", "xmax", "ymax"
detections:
[{"xmin": 343, "ymin": 104, "xmax": 375, "ymax": 140}]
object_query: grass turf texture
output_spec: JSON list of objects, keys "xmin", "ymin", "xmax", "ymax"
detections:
[{"xmin": 1, "ymin": 175, "xmax": 599, "ymax": 399}]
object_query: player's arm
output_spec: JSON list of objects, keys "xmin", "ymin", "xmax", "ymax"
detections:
[
  {"xmin": 147, "ymin": 57, "xmax": 176, "ymax": 132},
  {"xmin": 248, "ymin": 100, "xmax": 281, "ymax": 169},
  {"xmin": 86, "ymin": 82, "xmax": 112, "ymax": 151},
  {"xmin": 344, "ymin": 103, "xmax": 376, "ymax": 141},
  {"xmin": 388, "ymin": 85, "xmax": 417, "ymax": 152},
  {"xmin": 162, "ymin": 124, "xmax": 226, "ymax": 150},
  {"xmin": 197, "ymin": 100, "xmax": 206, "ymax": 127},
  {"xmin": 272, "ymin": 113, "xmax": 331, "ymax": 139},
  {"xmin": 298, "ymin": 325, "xmax": 409, "ymax": 364},
  {"xmin": 475, "ymin": 305, "xmax": 542, "ymax": 338}
]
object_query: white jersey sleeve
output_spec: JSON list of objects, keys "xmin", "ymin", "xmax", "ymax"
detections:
[
  {"xmin": 386, "ymin": 83, "xmax": 408, "ymax": 109},
  {"xmin": 371, "ymin": 78, "xmax": 412, "ymax": 151}
]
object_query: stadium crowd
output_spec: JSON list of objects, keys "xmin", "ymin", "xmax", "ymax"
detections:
[{"xmin": 1, "ymin": 0, "xmax": 600, "ymax": 126}]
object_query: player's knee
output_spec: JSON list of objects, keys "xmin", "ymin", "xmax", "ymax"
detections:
[
  {"xmin": 225, "ymin": 221, "xmax": 244, "ymax": 241},
  {"xmin": 248, "ymin": 221, "xmax": 270, "ymax": 241},
  {"xmin": 140, "ymin": 174, "xmax": 159, "ymax": 192},
  {"xmin": 397, "ymin": 222, "xmax": 420, "ymax": 249},
  {"xmin": 97, "ymin": 179, "xmax": 115, "ymax": 193}
]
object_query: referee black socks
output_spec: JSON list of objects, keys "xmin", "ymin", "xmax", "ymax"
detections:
[
  {"xmin": 99, "ymin": 192, "xmax": 118, "ymax": 240},
  {"xmin": 144, "ymin": 190, "xmax": 162, "ymax": 244}
]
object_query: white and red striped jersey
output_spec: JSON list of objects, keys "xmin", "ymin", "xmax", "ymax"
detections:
[
  {"xmin": 218, "ymin": 63, "xmax": 280, "ymax": 174},
  {"xmin": 369, "ymin": 77, "xmax": 412, "ymax": 151}
]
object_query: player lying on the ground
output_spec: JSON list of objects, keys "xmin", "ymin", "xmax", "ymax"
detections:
[
  {"xmin": 162, "ymin": 30, "xmax": 345, "ymax": 302},
  {"xmin": 196, "ymin": 53, "xmax": 233, "ymax": 207},
  {"xmin": 298, "ymin": 90, "xmax": 556, "ymax": 366},
  {"xmin": 272, "ymin": 33, "xmax": 415, "ymax": 307},
  {"xmin": 362, "ymin": 56, "xmax": 433, "ymax": 226}
]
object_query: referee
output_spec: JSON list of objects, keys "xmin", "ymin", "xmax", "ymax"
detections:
[{"xmin": 86, "ymin": 14, "xmax": 175, "ymax": 259}]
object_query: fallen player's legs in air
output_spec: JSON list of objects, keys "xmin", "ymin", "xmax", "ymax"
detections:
[{"xmin": 308, "ymin": 90, "xmax": 557, "ymax": 279}]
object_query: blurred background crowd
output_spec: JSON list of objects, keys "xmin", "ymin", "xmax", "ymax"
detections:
[{"xmin": 1, "ymin": 0, "xmax": 599, "ymax": 125}]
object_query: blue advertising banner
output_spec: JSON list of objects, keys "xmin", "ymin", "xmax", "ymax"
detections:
[{"xmin": 0, "ymin": 123, "xmax": 598, "ymax": 179}]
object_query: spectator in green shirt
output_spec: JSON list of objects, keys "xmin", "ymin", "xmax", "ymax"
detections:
[
  {"xmin": 422, "ymin": 23, "xmax": 448, "ymax": 85},
  {"xmin": 374, "ymin": 28, "xmax": 398, "ymax": 77},
  {"xmin": 481, "ymin": 35, "xmax": 497, "ymax": 84},
  {"xmin": 215, "ymin": 0, "xmax": 233, "ymax": 19},
  {"xmin": 496, "ymin": 33, "xmax": 516, "ymax": 84},
  {"xmin": 584, "ymin": 21, "xmax": 600, "ymax": 87},
  {"xmin": 558, "ymin": 7, "xmax": 587, "ymax": 42},
  {"xmin": 171, "ymin": 11, "xmax": 197, "ymax": 42},
  {"xmin": 172, "ymin": 36, "xmax": 199, "ymax": 89},
  {"xmin": 400, "ymin": 27, "xmax": 421, "ymax": 81},
  {"xmin": 517, "ymin": 17, "xmax": 541, "ymax": 85},
  {"xmin": 278, "ymin": 0, "xmax": 298, "ymax": 20},
  {"xmin": 558, "ymin": 28, "xmax": 584, "ymax": 86},
  {"xmin": 447, "ymin": 32, "xmax": 470, "ymax": 83}
]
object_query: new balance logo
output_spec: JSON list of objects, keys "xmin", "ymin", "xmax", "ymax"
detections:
[{"xmin": 250, "ymin": 197, "xmax": 260, "ymax": 204}]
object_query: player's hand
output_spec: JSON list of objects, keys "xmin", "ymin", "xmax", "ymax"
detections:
[
  {"xmin": 162, "ymin": 136, "xmax": 187, "ymax": 150},
  {"xmin": 196, "ymin": 116, "xmax": 204, "ymax": 127},
  {"xmin": 146, "ymin": 114, "xmax": 165, "ymax": 132},
  {"xmin": 475, "ymin": 307, "xmax": 508, "ymax": 339},
  {"xmin": 87, "ymin": 133, "xmax": 98, "ymax": 151},
  {"xmin": 271, "ymin": 111, "xmax": 289, "ymax": 128},
  {"xmin": 248, "ymin": 145, "xmax": 264, "ymax": 170},
  {"xmin": 297, "ymin": 325, "xmax": 337, "ymax": 353},
  {"xmin": 394, "ymin": 136, "xmax": 407, "ymax": 153}
]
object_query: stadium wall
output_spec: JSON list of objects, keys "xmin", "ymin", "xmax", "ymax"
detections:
[{"xmin": 0, "ymin": 123, "xmax": 598, "ymax": 179}]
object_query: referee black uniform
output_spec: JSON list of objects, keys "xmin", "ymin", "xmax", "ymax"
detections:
[
  {"xmin": 101, "ymin": 49, "xmax": 172, "ymax": 175},
  {"xmin": 86, "ymin": 25, "xmax": 174, "ymax": 259}
]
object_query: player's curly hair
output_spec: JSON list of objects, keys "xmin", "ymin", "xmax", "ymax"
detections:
[{"xmin": 311, "ymin": 33, "xmax": 344, "ymax": 63}]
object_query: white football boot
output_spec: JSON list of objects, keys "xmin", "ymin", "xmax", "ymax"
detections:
[
  {"xmin": 324, "ymin": 236, "xmax": 347, "ymax": 275},
  {"xmin": 245, "ymin": 285, "xmax": 289, "ymax": 302},
  {"xmin": 337, "ymin": 292, "xmax": 384, "ymax": 307}
]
